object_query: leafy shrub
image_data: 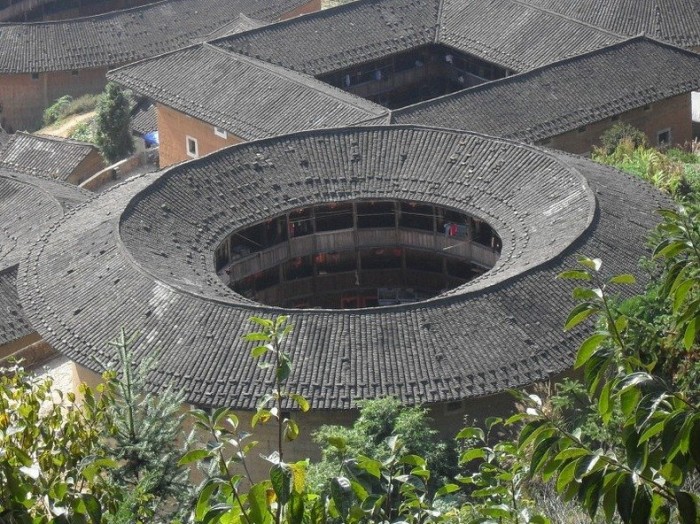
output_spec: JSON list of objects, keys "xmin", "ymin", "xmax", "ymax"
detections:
[
  {"xmin": 69, "ymin": 120, "xmax": 97, "ymax": 144},
  {"xmin": 43, "ymin": 95, "xmax": 73, "ymax": 125},
  {"xmin": 42, "ymin": 94, "xmax": 101, "ymax": 127},
  {"xmin": 599, "ymin": 123, "xmax": 647, "ymax": 154}
]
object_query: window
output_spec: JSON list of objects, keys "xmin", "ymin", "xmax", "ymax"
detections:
[
  {"xmin": 657, "ymin": 129, "xmax": 671, "ymax": 146},
  {"xmin": 186, "ymin": 136, "xmax": 198, "ymax": 158},
  {"xmin": 577, "ymin": 126, "xmax": 587, "ymax": 134},
  {"xmin": 71, "ymin": 70, "xmax": 79, "ymax": 76},
  {"xmin": 643, "ymin": 104, "xmax": 652, "ymax": 111},
  {"xmin": 31, "ymin": 72, "xmax": 39, "ymax": 80},
  {"xmin": 214, "ymin": 126, "xmax": 227, "ymax": 139},
  {"xmin": 610, "ymin": 115, "xmax": 619, "ymax": 122}
]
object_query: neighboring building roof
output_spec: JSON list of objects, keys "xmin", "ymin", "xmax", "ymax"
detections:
[
  {"xmin": 438, "ymin": 0, "xmax": 622, "ymax": 71},
  {"xmin": 0, "ymin": 0, "xmax": 312, "ymax": 73},
  {"xmin": 392, "ymin": 37, "xmax": 700, "ymax": 143},
  {"xmin": 0, "ymin": 264, "xmax": 33, "ymax": 347},
  {"xmin": 0, "ymin": 169, "xmax": 89, "ymax": 347},
  {"xmin": 198, "ymin": 13, "xmax": 267, "ymax": 41},
  {"xmin": 0, "ymin": 132, "xmax": 100, "ymax": 181},
  {"xmin": 109, "ymin": 44, "xmax": 390, "ymax": 140},
  {"xmin": 214, "ymin": 0, "xmax": 621, "ymax": 75},
  {"xmin": 0, "ymin": 167, "xmax": 90, "ymax": 267},
  {"xmin": 19, "ymin": 126, "xmax": 669, "ymax": 409},
  {"xmin": 519, "ymin": 0, "xmax": 700, "ymax": 49},
  {"xmin": 130, "ymin": 99, "xmax": 157, "ymax": 135}
]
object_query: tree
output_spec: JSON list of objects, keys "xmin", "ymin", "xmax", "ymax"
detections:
[
  {"xmin": 100, "ymin": 329, "xmax": 192, "ymax": 523},
  {"xmin": 95, "ymin": 82, "xmax": 133, "ymax": 163},
  {"xmin": 0, "ymin": 363, "xmax": 116, "ymax": 523},
  {"xmin": 513, "ymin": 249, "xmax": 699, "ymax": 523}
]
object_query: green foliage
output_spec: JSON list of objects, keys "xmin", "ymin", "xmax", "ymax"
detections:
[
  {"xmin": 599, "ymin": 124, "xmax": 648, "ymax": 155},
  {"xmin": 511, "ymin": 250, "xmax": 700, "ymax": 524},
  {"xmin": 313, "ymin": 397, "xmax": 456, "ymax": 489},
  {"xmin": 0, "ymin": 363, "xmax": 116, "ymax": 523},
  {"xmin": 324, "ymin": 434, "xmax": 452, "ymax": 523},
  {"xmin": 95, "ymin": 83, "xmax": 134, "ymax": 163},
  {"xmin": 592, "ymin": 128, "xmax": 700, "ymax": 201},
  {"xmin": 100, "ymin": 329, "xmax": 192, "ymax": 522},
  {"xmin": 456, "ymin": 420, "xmax": 550, "ymax": 524},
  {"xmin": 43, "ymin": 94, "xmax": 101, "ymax": 126},
  {"xmin": 69, "ymin": 120, "xmax": 97, "ymax": 144},
  {"xmin": 185, "ymin": 316, "xmax": 313, "ymax": 524},
  {"xmin": 43, "ymin": 95, "xmax": 73, "ymax": 126}
]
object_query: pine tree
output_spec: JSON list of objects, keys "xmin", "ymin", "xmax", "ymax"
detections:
[
  {"xmin": 95, "ymin": 82, "xmax": 134, "ymax": 163},
  {"xmin": 101, "ymin": 329, "xmax": 192, "ymax": 522}
]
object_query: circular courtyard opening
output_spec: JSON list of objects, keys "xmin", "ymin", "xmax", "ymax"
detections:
[{"xmin": 215, "ymin": 199, "xmax": 501, "ymax": 309}]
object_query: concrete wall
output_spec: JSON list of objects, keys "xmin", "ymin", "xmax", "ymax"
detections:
[
  {"xmin": 544, "ymin": 93, "xmax": 693, "ymax": 154},
  {"xmin": 157, "ymin": 104, "xmax": 244, "ymax": 168},
  {"xmin": 0, "ymin": 67, "xmax": 109, "ymax": 132}
]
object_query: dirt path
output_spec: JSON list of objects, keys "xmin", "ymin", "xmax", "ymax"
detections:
[{"xmin": 38, "ymin": 111, "xmax": 95, "ymax": 138}]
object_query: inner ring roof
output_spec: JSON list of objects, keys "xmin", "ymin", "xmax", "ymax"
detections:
[
  {"xmin": 19, "ymin": 126, "xmax": 668, "ymax": 409},
  {"xmin": 119, "ymin": 126, "xmax": 595, "ymax": 304}
]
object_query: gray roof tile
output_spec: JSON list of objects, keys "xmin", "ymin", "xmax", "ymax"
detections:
[
  {"xmin": 0, "ymin": 0, "xmax": 311, "ymax": 73},
  {"xmin": 519, "ymin": 0, "xmax": 700, "ymax": 48},
  {"xmin": 18, "ymin": 126, "xmax": 670, "ymax": 409},
  {"xmin": 0, "ymin": 132, "xmax": 100, "ymax": 181},
  {"xmin": 109, "ymin": 44, "xmax": 389, "ymax": 140},
  {"xmin": 393, "ymin": 37, "xmax": 700, "ymax": 142}
]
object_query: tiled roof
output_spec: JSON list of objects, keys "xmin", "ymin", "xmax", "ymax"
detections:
[
  {"xmin": 214, "ymin": 0, "xmax": 442, "ymax": 75},
  {"xmin": 0, "ymin": 167, "xmax": 89, "ymax": 268},
  {"xmin": 0, "ymin": 169, "xmax": 89, "ymax": 347},
  {"xmin": 19, "ymin": 126, "xmax": 669, "ymax": 409},
  {"xmin": 438, "ymin": 0, "xmax": 622, "ymax": 71},
  {"xmin": 0, "ymin": 0, "xmax": 311, "ymax": 73},
  {"xmin": 0, "ymin": 264, "xmax": 32, "ymax": 346},
  {"xmin": 0, "ymin": 132, "xmax": 100, "ymax": 181},
  {"xmin": 519, "ymin": 0, "xmax": 700, "ymax": 49},
  {"xmin": 215, "ymin": 0, "xmax": 621, "ymax": 75},
  {"xmin": 130, "ymin": 99, "xmax": 157, "ymax": 135},
  {"xmin": 392, "ymin": 37, "xmax": 700, "ymax": 143},
  {"xmin": 109, "ymin": 44, "xmax": 389, "ymax": 140},
  {"xmin": 198, "ymin": 13, "xmax": 267, "ymax": 42}
]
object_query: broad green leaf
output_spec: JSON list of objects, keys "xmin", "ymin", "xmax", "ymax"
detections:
[
  {"xmin": 251, "ymin": 345, "xmax": 269, "ymax": 358},
  {"xmin": 609, "ymin": 274, "xmax": 636, "ymax": 285},
  {"xmin": 330, "ymin": 477, "xmax": 354, "ymax": 520},
  {"xmin": 327, "ymin": 436, "xmax": 347, "ymax": 451},
  {"xmin": 659, "ymin": 463, "xmax": 683, "ymax": 486},
  {"xmin": 575, "ymin": 333, "xmax": 607, "ymax": 368},
  {"xmin": 673, "ymin": 279, "xmax": 694, "ymax": 312},
  {"xmin": 676, "ymin": 491, "xmax": 698, "ymax": 524},
  {"xmin": 291, "ymin": 394, "xmax": 309, "ymax": 412},
  {"xmin": 456, "ymin": 427, "xmax": 485, "ymax": 441},
  {"xmin": 617, "ymin": 474, "xmax": 636, "ymax": 524},
  {"xmin": 248, "ymin": 483, "xmax": 274, "ymax": 524},
  {"xmin": 178, "ymin": 448, "xmax": 209, "ymax": 466},
  {"xmin": 271, "ymin": 463, "xmax": 293, "ymax": 505},
  {"xmin": 631, "ymin": 485, "xmax": 652, "ymax": 524},
  {"xmin": 285, "ymin": 419, "xmax": 300, "ymax": 441},
  {"xmin": 564, "ymin": 303, "xmax": 597, "ymax": 331},
  {"xmin": 460, "ymin": 448, "xmax": 486, "ymax": 464},
  {"xmin": 683, "ymin": 317, "xmax": 697, "ymax": 350},
  {"xmin": 435, "ymin": 483, "xmax": 460, "ymax": 497}
]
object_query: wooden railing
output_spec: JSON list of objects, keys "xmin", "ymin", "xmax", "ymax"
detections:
[{"xmin": 219, "ymin": 227, "xmax": 498, "ymax": 285}]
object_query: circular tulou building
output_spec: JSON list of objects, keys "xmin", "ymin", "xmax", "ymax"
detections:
[{"xmin": 19, "ymin": 125, "xmax": 668, "ymax": 461}]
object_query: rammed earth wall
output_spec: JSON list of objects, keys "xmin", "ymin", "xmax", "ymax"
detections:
[
  {"xmin": 544, "ymin": 93, "xmax": 693, "ymax": 154},
  {"xmin": 157, "ymin": 104, "xmax": 244, "ymax": 167},
  {"xmin": 0, "ymin": 67, "xmax": 108, "ymax": 132}
]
